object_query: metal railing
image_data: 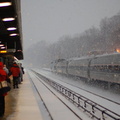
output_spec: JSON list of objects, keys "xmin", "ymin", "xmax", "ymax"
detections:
[{"xmin": 34, "ymin": 71, "xmax": 120, "ymax": 120}]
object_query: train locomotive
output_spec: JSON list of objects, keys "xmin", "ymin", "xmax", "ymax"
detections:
[{"xmin": 51, "ymin": 53, "xmax": 120, "ymax": 85}]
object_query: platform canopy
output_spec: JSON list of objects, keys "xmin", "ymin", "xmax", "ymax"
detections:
[{"xmin": 0, "ymin": 0, "xmax": 23, "ymax": 60}]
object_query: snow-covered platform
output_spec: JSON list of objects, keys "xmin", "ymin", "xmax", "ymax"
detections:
[{"xmin": 1, "ymin": 73, "xmax": 43, "ymax": 120}]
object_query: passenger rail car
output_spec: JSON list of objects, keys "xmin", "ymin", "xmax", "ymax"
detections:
[
  {"xmin": 90, "ymin": 53, "xmax": 120, "ymax": 84},
  {"xmin": 68, "ymin": 56, "xmax": 93, "ymax": 79},
  {"xmin": 51, "ymin": 59, "xmax": 68, "ymax": 73},
  {"xmin": 56, "ymin": 59, "xmax": 68, "ymax": 74},
  {"xmin": 52, "ymin": 53, "xmax": 120, "ymax": 85}
]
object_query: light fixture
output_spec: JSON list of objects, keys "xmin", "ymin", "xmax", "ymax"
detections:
[
  {"xmin": 0, "ymin": 47, "xmax": 6, "ymax": 49},
  {"xmin": 0, "ymin": 2, "xmax": 12, "ymax": 7},
  {"xmin": 9, "ymin": 33, "xmax": 18, "ymax": 36},
  {"xmin": 0, "ymin": 44, "xmax": 4, "ymax": 47},
  {"xmin": 7, "ymin": 27, "xmax": 17, "ymax": 31},
  {"xmin": 0, "ymin": 50, "xmax": 7, "ymax": 53},
  {"xmin": 17, "ymin": 50, "xmax": 22, "ymax": 52},
  {"xmin": 116, "ymin": 48, "xmax": 120, "ymax": 53},
  {"xmin": 2, "ymin": 17, "xmax": 15, "ymax": 22}
]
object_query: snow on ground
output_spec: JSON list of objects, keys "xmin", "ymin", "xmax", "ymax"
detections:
[
  {"xmin": 28, "ymin": 70, "xmax": 93, "ymax": 120},
  {"xmin": 33, "ymin": 68, "xmax": 120, "ymax": 115}
]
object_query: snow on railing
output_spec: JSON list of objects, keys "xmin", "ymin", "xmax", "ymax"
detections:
[{"xmin": 34, "ymin": 71, "xmax": 120, "ymax": 120}]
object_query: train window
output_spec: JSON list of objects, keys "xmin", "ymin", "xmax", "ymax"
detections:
[
  {"xmin": 108, "ymin": 65, "xmax": 114, "ymax": 72},
  {"xmin": 94, "ymin": 66, "xmax": 97, "ymax": 70},
  {"xmin": 90, "ymin": 65, "xmax": 120, "ymax": 73},
  {"xmin": 114, "ymin": 65, "xmax": 120, "ymax": 72},
  {"xmin": 104, "ymin": 65, "xmax": 107, "ymax": 70},
  {"xmin": 97, "ymin": 66, "xmax": 100, "ymax": 71},
  {"xmin": 96, "ymin": 66, "xmax": 99, "ymax": 71},
  {"xmin": 100, "ymin": 66, "xmax": 103, "ymax": 70},
  {"xmin": 118, "ymin": 66, "xmax": 120, "ymax": 71},
  {"xmin": 106, "ymin": 65, "xmax": 109, "ymax": 70}
]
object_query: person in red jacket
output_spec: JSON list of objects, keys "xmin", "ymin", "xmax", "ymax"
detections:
[
  {"xmin": 0, "ymin": 62, "xmax": 8, "ymax": 117},
  {"xmin": 10, "ymin": 62, "xmax": 20, "ymax": 89}
]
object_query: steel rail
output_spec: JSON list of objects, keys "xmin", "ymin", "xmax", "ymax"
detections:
[
  {"xmin": 27, "ymin": 72, "xmax": 54, "ymax": 120},
  {"xmin": 29, "ymin": 70, "xmax": 83, "ymax": 120}
]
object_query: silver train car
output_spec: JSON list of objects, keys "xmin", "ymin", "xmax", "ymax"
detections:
[
  {"xmin": 55, "ymin": 59, "xmax": 68, "ymax": 74},
  {"xmin": 51, "ymin": 59, "xmax": 67, "ymax": 73},
  {"xmin": 67, "ymin": 56, "xmax": 93, "ymax": 79},
  {"xmin": 52, "ymin": 53, "xmax": 120, "ymax": 85},
  {"xmin": 90, "ymin": 53, "xmax": 120, "ymax": 84}
]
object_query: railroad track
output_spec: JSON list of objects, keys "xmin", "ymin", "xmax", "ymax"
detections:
[
  {"xmin": 29, "ymin": 69, "xmax": 120, "ymax": 120},
  {"xmin": 28, "ymin": 70, "xmax": 85, "ymax": 120},
  {"xmin": 53, "ymin": 78, "xmax": 120, "ymax": 106},
  {"xmin": 39, "ymin": 69, "xmax": 120, "ymax": 105}
]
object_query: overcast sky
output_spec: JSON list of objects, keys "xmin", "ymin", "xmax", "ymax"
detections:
[{"xmin": 21, "ymin": 0, "xmax": 120, "ymax": 49}]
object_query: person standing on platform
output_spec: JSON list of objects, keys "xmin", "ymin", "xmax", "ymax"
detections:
[
  {"xmin": 19, "ymin": 63, "xmax": 24, "ymax": 82},
  {"xmin": 10, "ymin": 63, "xmax": 20, "ymax": 89},
  {"xmin": 0, "ymin": 62, "xmax": 8, "ymax": 117}
]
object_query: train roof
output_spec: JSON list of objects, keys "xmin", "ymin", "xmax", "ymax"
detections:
[
  {"xmin": 69, "ymin": 53, "xmax": 120, "ymax": 61},
  {"xmin": 53, "ymin": 53, "xmax": 120, "ymax": 63},
  {"xmin": 68, "ymin": 55, "xmax": 94, "ymax": 61},
  {"xmin": 95, "ymin": 52, "xmax": 120, "ymax": 58}
]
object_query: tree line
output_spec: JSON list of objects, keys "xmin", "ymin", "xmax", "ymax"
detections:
[{"xmin": 24, "ymin": 13, "xmax": 120, "ymax": 68}]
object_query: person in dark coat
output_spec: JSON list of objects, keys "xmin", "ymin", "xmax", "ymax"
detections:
[
  {"xmin": 10, "ymin": 63, "xmax": 20, "ymax": 89},
  {"xmin": 0, "ymin": 62, "xmax": 8, "ymax": 117}
]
